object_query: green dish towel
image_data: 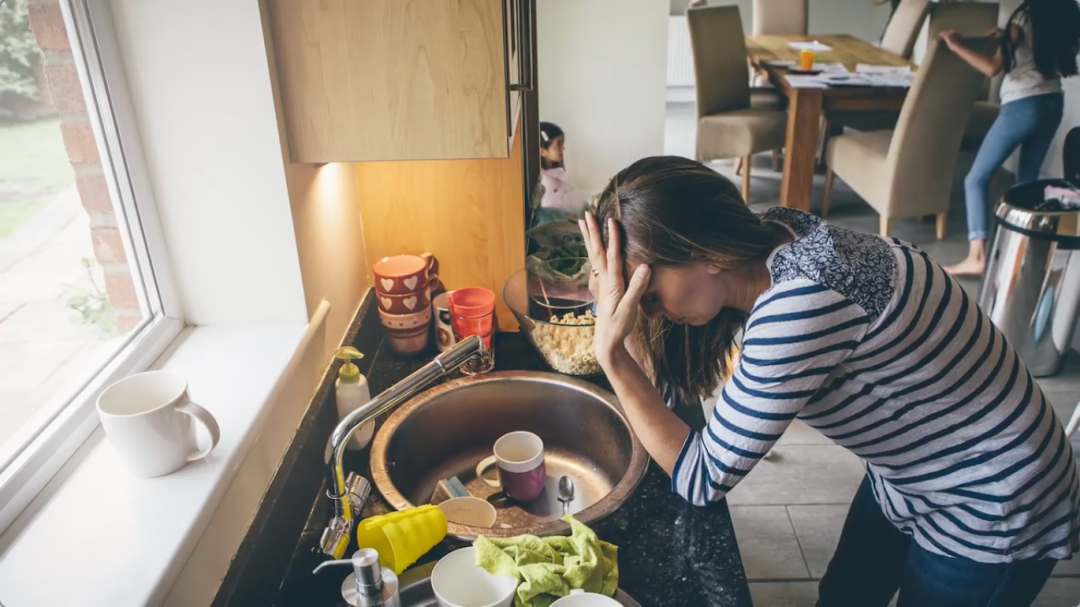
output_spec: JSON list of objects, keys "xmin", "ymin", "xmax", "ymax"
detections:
[{"xmin": 473, "ymin": 515, "xmax": 618, "ymax": 607}]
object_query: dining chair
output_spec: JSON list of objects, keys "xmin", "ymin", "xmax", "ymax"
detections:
[
  {"xmin": 752, "ymin": 0, "xmax": 808, "ymax": 35},
  {"xmin": 751, "ymin": 0, "xmax": 806, "ymax": 170},
  {"xmin": 928, "ymin": 3, "xmax": 1001, "ymax": 148},
  {"xmin": 880, "ymin": 0, "xmax": 932, "ymax": 59},
  {"xmin": 825, "ymin": 3, "xmax": 998, "ymax": 153},
  {"xmin": 687, "ymin": 5, "xmax": 787, "ymax": 203},
  {"xmin": 822, "ymin": 38, "xmax": 992, "ymax": 238}
]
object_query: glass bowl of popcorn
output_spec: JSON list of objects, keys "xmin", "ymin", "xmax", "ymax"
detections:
[{"xmin": 503, "ymin": 268, "xmax": 602, "ymax": 376}]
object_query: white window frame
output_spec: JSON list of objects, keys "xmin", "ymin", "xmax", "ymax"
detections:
[{"xmin": 0, "ymin": 0, "xmax": 183, "ymax": 532}]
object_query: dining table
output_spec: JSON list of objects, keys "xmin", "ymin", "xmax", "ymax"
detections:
[{"xmin": 746, "ymin": 34, "xmax": 915, "ymax": 212}]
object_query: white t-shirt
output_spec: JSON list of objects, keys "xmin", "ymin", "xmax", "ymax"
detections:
[{"xmin": 999, "ymin": 15, "xmax": 1062, "ymax": 104}]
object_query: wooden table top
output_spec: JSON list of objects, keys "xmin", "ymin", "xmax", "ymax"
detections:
[{"xmin": 746, "ymin": 34, "xmax": 912, "ymax": 72}]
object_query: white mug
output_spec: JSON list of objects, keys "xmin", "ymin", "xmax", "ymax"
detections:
[{"xmin": 96, "ymin": 370, "xmax": 220, "ymax": 478}]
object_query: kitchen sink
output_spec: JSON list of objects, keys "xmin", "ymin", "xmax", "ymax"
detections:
[{"xmin": 369, "ymin": 371, "xmax": 649, "ymax": 539}]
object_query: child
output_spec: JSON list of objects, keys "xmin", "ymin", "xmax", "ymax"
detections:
[
  {"xmin": 538, "ymin": 122, "xmax": 588, "ymax": 215},
  {"xmin": 941, "ymin": 0, "xmax": 1080, "ymax": 275}
]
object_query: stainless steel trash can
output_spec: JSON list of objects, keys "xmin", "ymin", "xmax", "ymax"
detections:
[{"xmin": 979, "ymin": 180, "xmax": 1080, "ymax": 377}]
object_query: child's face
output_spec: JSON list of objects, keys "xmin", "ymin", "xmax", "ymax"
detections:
[{"xmin": 541, "ymin": 135, "xmax": 565, "ymax": 166}]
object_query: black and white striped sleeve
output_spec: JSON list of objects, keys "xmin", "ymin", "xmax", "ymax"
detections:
[{"xmin": 672, "ymin": 280, "xmax": 870, "ymax": 506}]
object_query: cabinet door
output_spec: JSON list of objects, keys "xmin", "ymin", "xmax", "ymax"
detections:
[{"xmin": 268, "ymin": 0, "xmax": 510, "ymax": 163}]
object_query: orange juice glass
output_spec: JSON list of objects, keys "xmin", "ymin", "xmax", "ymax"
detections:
[{"xmin": 799, "ymin": 49, "xmax": 815, "ymax": 71}]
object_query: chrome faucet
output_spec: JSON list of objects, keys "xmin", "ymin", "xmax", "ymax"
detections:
[{"xmin": 320, "ymin": 335, "xmax": 485, "ymax": 558}]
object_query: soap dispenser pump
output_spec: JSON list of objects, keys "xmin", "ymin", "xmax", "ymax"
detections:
[
  {"xmin": 313, "ymin": 548, "xmax": 401, "ymax": 607},
  {"xmin": 335, "ymin": 346, "xmax": 373, "ymax": 450}
]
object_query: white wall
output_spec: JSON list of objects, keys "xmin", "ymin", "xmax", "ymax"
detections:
[
  {"xmin": 671, "ymin": 0, "xmax": 892, "ymax": 43},
  {"xmin": 537, "ymin": 0, "xmax": 669, "ymax": 191},
  {"xmin": 108, "ymin": 0, "xmax": 307, "ymax": 326}
]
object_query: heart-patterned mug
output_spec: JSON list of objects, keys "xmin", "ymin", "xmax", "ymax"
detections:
[
  {"xmin": 374, "ymin": 253, "xmax": 439, "ymax": 295},
  {"xmin": 377, "ymin": 288, "xmax": 432, "ymax": 315}
]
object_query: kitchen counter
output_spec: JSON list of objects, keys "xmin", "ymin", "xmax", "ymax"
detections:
[{"xmin": 216, "ymin": 297, "xmax": 752, "ymax": 607}]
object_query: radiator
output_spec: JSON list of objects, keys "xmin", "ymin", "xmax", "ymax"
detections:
[{"xmin": 668, "ymin": 16, "xmax": 695, "ymax": 87}]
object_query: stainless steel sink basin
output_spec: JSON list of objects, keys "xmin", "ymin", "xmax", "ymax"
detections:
[{"xmin": 369, "ymin": 371, "xmax": 649, "ymax": 539}]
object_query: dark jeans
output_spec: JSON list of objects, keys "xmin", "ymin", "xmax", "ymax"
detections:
[{"xmin": 817, "ymin": 475, "xmax": 1059, "ymax": 607}]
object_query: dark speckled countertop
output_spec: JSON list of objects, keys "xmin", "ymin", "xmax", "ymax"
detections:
[{"xmin": 216, "ymin": 296, "xmax": 751, "ymax": 607}]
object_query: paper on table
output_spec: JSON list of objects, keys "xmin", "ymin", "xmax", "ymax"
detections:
[
  {"xmin": 856, "ymin": 64, "xmax": 912, "ymax": 75},
  {"xmin": 815, "ymin": 62, "xmax": 849, "ymax": 73},
  {"xmin": 785, "ymin": 75, "xmax": 829, "ymax": 88},
  {"xmin": 866, "ymin": 72, "xmax": 914, "ymax": 87},
  {"xmin": 788, "ymin": 40, "xmax": 833, "ymax": 52}
]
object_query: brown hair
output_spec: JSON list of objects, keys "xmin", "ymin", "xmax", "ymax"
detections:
[{"xmin": 595, "ymin": 156, "xmax": 787, "ymax": 404}]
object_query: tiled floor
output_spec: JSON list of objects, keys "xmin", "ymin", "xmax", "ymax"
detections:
[{"xmin": 664, "ymin": 102, "xmax": 1080, "ymax": 606}]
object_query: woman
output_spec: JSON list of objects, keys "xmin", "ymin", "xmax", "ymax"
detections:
[
  {"xmin": 579, "ymin": 156, "xmax": 1079, "ymax": 606},
  {"xmin": 939, "ymin": 0, "xmax": 1080, "ymax": 275}
]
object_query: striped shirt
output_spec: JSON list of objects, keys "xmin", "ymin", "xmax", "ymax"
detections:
[{"xmin": 672, "ymin": 208, "xmax": 1080, "ymax": 563}]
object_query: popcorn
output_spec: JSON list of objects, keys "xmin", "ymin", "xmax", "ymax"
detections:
[{"xmin": 526, "ymin": 310, "xmax": 602, "ymax": 375}]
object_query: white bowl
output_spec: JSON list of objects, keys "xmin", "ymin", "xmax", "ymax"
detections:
[
  {"xmin": 431, "ymin": 547, "xmax": 517, "ymax": 607},
  {"xmin": 438, "ymin": 497, "xmax": 498, "ymax": 528}
]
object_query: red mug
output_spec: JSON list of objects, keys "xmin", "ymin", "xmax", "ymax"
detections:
[
  {"xmin": 374, "ymin": 253, "xmax": 438, "ymax": 295},
  {"xmin": 377, "ymin": 288, "xmax": 432, "ymax": 315}
]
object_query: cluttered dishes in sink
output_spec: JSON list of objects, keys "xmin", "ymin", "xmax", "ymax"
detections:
[{"xmin": 369, "ymin": 371, "xmax": 648, "ymax": 540}]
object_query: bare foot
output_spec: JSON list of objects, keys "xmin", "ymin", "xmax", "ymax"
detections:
[
  {"xmin": 945, "ymin": 256, "xmax": 985, "ymax": 276},
  {"xmin": 946, "ymin": 240, "xmax": 987, "ymax": 276}
]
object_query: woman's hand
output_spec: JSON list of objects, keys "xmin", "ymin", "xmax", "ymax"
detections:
[
  {"xmin": 579, "ymin": 213, "xmax": 651, "ymax": 367},
  {"xmin": 986, "ymin": 27, "xmax": 1003, "ymax": 40}
]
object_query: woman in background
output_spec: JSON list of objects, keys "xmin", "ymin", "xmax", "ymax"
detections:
[{"xmin": 940, "ymin": 0, "xmax": 1080, "ymax": 275}]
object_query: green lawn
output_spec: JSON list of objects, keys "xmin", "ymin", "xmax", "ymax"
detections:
[
  {"xmin": 0, "ymin": 118, "xmax": 75, "ymax": 237},
  {"xmin": 0, "ymin": 117, "xmax": 75, "ymax": 186}
]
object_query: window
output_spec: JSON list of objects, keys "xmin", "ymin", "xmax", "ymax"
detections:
[{"xmin": 0, "ymin": 0, "xmax": 180, "ymax": 531}]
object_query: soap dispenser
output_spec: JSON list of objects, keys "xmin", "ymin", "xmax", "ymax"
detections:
[
  {"xmin": 313, "ymin": 548, "xmax": 401, "ymax": 607},
  {"xmin": 335, "ymin": 346, "xmax": 373, "ymax": 450}
]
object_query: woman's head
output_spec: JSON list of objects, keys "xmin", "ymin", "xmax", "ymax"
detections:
[
  {"xmin": 540, "ymin": 122, "xmax": 565, "ymax": 169},
  {"xmin": 1005, "ymin": 0, "xmax": 1080, "ymax": 79},
  {"xmin": 594, "ymin": 156, "xmax": 789, "ymax": 403}
]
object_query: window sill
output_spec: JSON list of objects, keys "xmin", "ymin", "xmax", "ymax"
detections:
[{"xmin": 0, "ymin": 322, "xmax": 310, "ymax": 607}]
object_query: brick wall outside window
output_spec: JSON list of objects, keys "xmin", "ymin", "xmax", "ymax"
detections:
[{"xmin": 26, "ymin": 0, "xmax": 142, "ymax": 332}]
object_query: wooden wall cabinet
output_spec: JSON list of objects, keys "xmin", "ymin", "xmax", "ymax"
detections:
[
  {"xmin": 354, "ymin": 117, "xmax": 526, "ymax": 332},
  {"xmin": 266, "ymin": 0, "xmax": 533, "ymax": 163}
]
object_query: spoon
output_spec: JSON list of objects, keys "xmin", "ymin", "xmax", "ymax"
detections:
[{"xmin": 557, "ymin": 475, "xmax": 575, "ymax": 513}]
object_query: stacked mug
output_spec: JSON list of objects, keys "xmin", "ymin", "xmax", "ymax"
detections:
[{"xmin": 374, "ymin": 253, "xmax": 439, "ymax": 355}]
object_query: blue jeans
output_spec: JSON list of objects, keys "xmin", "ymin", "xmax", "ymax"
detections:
[
  {"xmin": 964, "ymin": 92, "xmax": 1064, "ymax": 241},
  {"xmin": 817, "ymin": 476, "xmax": 1060, "ymax": 607}
]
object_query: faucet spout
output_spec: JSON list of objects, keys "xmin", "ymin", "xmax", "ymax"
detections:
[{"xmin": 321, "ymin": 335, "xmax": 484, "ymax": 557}]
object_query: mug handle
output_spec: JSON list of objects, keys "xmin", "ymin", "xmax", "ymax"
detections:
[
  {"xmin": 178, "ymin": 401, "xmax": 221, "ymax": 462},
  {"xmin": 475, "ymin": 455, "xmax": 502, "ymax": 488},
  {"xmin": 422, "ymin": 252, "xmax": 443, "ymax": 294}
]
